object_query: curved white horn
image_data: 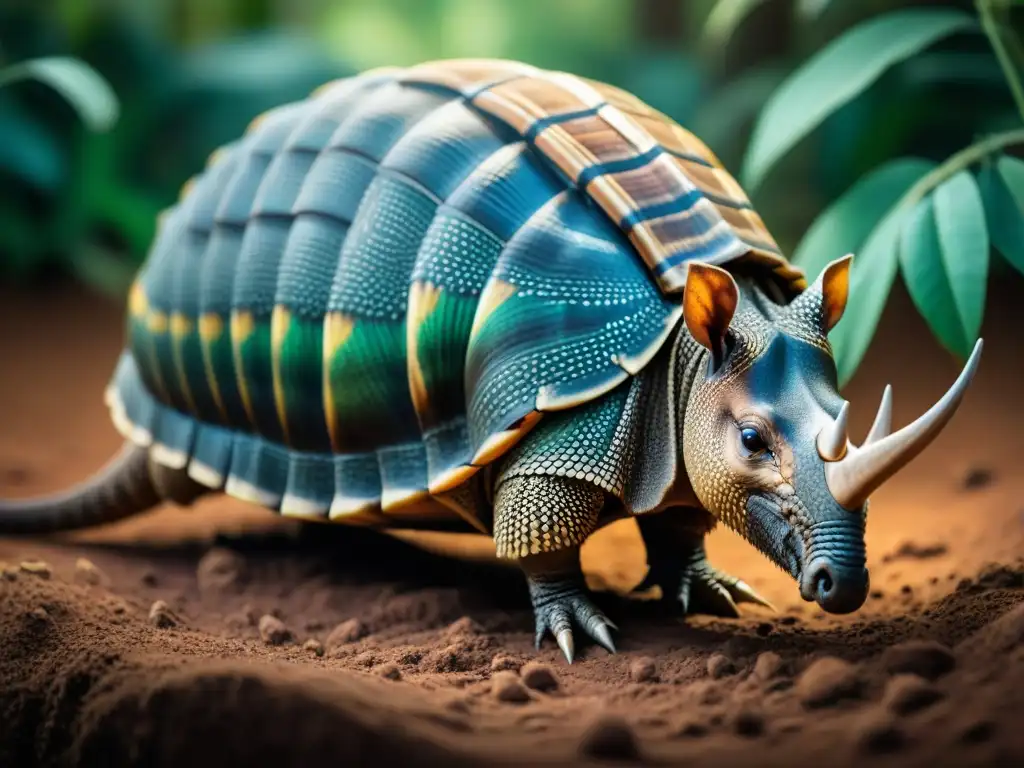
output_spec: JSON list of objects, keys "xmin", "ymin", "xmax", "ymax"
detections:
[
  {"xmin": 824, "ymin": 339, "xmax": 983, "ymax": 510},
  {"xmin": 864, "ymin": 384, "xmax": 893, "ymax": 444},
  {"xmin": 816, "ymin": 401, "xmax": 850, "ymax": 461}
]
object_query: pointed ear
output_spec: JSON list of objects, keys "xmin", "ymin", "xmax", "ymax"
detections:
[
  {"xmin": 818, "ymin": 253, "xmax": 853, "ymax": 333},
  {"xmin": 683, "ymin": 262, "xmax": 739, "ymax": 371}
]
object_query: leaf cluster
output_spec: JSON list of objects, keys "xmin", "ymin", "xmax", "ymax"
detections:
[{"xmin": 703, "ymin": 0, "xmax": 1024, "ymax": 384}]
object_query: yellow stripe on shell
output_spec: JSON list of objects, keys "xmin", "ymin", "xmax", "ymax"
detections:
[
  {"xmin": 229, "ymin": 310, "xmax": 257, "ymax": 427},
  {"xmin": 406, "ymin": 281, "xmax": 443, "ymax": 423},
  {"xmin": 270, "ymin": 304, "xmax": 293, "ymax": 446},
  {"xmin": 198, "ymin": 313, "xmax": 229, "ymax": 422},
  {"xmin": 322, "ymin": 310, "xmax": 356, "ymax": 452}
]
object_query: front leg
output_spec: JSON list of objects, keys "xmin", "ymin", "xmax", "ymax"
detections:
[
  {"xmin": 494, "ymin": 474, "xmax": 616, "ymax": 663},
  {"xmin": 635, "ymin": 507, "xmax": 775, "ymax": 616}
]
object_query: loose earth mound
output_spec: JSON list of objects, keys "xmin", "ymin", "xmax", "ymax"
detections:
[{"xmin": 1, "ymin": 275, "xmax": 1022, "ymax": 767}]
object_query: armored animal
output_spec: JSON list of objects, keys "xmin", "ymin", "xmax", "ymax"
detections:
[{"xmin": 0, "ymin": 59, "xmax": 982, "ymax": 663}]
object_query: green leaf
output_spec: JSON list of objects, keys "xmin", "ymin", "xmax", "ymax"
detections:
[
  {"xmin": 0, "ymin": 57, "xmax": 120, "ymax": 132},
  {"xmin": 792, "ymin": 157, "xmax": 937, "ymax": 282},
  {"xmin": 977, "ymin": 158, "xmax": 1024, "ymax": 274},
  {"xmin": 741, "ymin": 8, "xmax": 977, "ymax": 190},
  {"xmin": 898, "ymin": 196, "xmax": 971, "ymax": 357},
  {"xmin": 829, "ymin": 205, "xmax": 908, "ymax": 386},
  {"xmin": 932, "ymin": 170, "xmax": 989, "ymax": 345},
  {"xmin": 701, "ymin": 0, "xmax": 767, "ymax": 51},
  {"xmin": 998, "ymin": 155, "xmax": 1024, "ymax": 209}
]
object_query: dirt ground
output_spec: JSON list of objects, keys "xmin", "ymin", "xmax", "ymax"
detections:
[{"xmin": 1, "ymin": 271, "xmax": 1022, "ymax": 768}]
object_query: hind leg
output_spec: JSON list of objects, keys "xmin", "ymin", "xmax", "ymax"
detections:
[{"xmin": 493, "ymin": 474, "xmax": 616, "ymax": 663}]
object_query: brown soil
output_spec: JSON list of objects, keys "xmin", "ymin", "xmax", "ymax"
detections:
[{"xmin": 1, "ymin": 273, "xmax": 1022, "ymax": 767}]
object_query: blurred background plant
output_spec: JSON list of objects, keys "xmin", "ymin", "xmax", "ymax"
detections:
[{"xmin": 0, "ymin": 0, "xmax": 1020, "ymax": 384}]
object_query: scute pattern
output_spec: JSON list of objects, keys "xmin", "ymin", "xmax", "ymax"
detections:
[
  {"xmin": 493, "ymin": 474, "xmax": 604, "ymax": 559},
  {"xmin": 107, "ymin": 58, "xmax": 804, "ymax": 533}
]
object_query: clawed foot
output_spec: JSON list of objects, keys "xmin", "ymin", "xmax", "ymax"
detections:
[
  {"xmin": 635, "ymin": 556, "xmax": 776, "ymax": 617},
  {"xmin": 528, "ymin": 576, "xmax": 617, "ymax": 663}
]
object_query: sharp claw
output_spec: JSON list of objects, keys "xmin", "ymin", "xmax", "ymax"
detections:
[
  {"xmin": 715, "ymin": 585, "xmax": 741, "ymax": 618},
  {"xmin": 591, "ymin": 622, "xmax": 616, "ymax": 654},
  {"xmin": 732, "ymin": 579, "xmax": 778, "ymax": 612},
  {"xmin": 556, "ymin": 628, "xmax": 575, "ymax": 664}
]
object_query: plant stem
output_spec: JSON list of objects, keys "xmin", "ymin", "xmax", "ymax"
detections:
[
  {"xmin": 976, "ymin": 0, "xmax": 1024, "ymax": 121},
  {"xmin": 898, "ymin": 128, "xmax": 1024, "ymax": 211}
]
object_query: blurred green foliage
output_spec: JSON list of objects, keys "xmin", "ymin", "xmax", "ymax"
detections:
[{"xmin": 0, "ymin": 0, "xmax": 1022, "ymax": 385}]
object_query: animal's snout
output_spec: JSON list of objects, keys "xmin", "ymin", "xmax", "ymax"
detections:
[
  {"xmin": 805, "ymin": 559, "xmax": 869, "ymax": 614},
  {"xmin": 799, "ymin": 519, "xmax": 869, "ymax": 614}
]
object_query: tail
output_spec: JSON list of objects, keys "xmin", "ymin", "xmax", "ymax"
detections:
[{"xmin": 0, "ymin": 442, "xmax": 168, "ymax": 535}]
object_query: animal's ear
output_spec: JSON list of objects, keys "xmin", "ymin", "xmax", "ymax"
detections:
[
  {"xmin": 818, "ymin": 254, "xmax": 853, "ymax": 333},
  {"xmin": 683, "ymin": 262, "xmax": 739, "ymax": 371}
]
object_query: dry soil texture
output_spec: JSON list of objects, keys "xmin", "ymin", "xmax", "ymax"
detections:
[{"xmin": 1, "ymin": 274, "xmax": 1023, "ymax": 768}]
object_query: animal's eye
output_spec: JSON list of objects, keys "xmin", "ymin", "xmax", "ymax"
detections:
[{"xmin": 740, "ymin": 427, "xmax": 767, "ymax": 455}]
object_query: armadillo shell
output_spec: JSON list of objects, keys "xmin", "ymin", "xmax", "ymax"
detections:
[{"xmin": 106, "ymin": 59, "xmax": 806, "ymax": 532}]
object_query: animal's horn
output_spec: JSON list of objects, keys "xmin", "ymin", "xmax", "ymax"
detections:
[
  {"xmin": 823, "ymin": 339, "xmax": 983, "ymax": 510},
  {"xmin": 816, "ymin": 401, "xmax": 850, "ymax": 461},
  {"xmin": 864, "ymin": 384, "xmax": 893, "ymax": 444}
]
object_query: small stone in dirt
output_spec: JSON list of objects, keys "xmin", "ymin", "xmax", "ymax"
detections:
[
  {"xmin": 752, "ymin": 651, "xmax": 784, "ymax": 681},
  {"xmin": 325, "ymin": 618, "xmax": 366, "ymax": 649},
  {"xmin": 578, "ymin": 714, "xmax": 640, "ymax": 761},
  {"xmin": 961, "ymin": 466, "xmax": 994, "ymax": 490},
  {"xmin": 882, "ymin": 674, "xmax": 944, "ymax": 715},
  {"xmin": 140, "ymin": 570, "xmax": 159, "ymax": 587},
  {"xmin": 628, "ymin": 657, "xmax": 658, "ymax": 683},
  {"xmin": 196, "ymin": 547, "xmax": 247, "ymax": 593},
  {"xmin": 258, "ymin": 614, "xmax": 292, "ymax": 646},
  {"xmin": 796, "ymin": 657, "xmax": 862, "ymax": 708},
  {"xmin": 881, "ymin": 640, "xmax": 955, "ymax": 680},
  {"xmin": 856, "ymin": 712, "xmax": 905, "ymax": 754},
  {"xmin": 148, "ymin": 600, "xmax": 178, "ymax": 629},
  {"xmin": 377, "ymin": 662, "xmax": 402, "ymax": 681},
  {"xmin": 444, "ymin": 616, "xmax": 483, "ymax": 637},
  {"xmin": 27, "ymin": 606, "xmax": 50, "ymax": 624},
  {"xmin": 521, "ymin": 661, "xmax": 559, "ymax": 691},
  {"xmin": 73, "ymin": 558, "xmax": 106, "ymax": 586},
  {"xmin": 491, "ymin": 671, "xmax": 531, "ymax": 703},
  {"xmin": 19, "ymin": 560, "xmax": 51, "ymax": 579},
  {"xmin": 490, "ymin": 654, "xmax": 520, "ymax": 673},
  {"xmin": 707, "ymin": 653, "xmax": 735, "ymax": 679},
  {"xmin": 731, "ymin": 706, "xmax": 764, "ymax": 737},
  {"xmin": 303, "ymin": 639, "xmax": 324, "ymax": 656}
]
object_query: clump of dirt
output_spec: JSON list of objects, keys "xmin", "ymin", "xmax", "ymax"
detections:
[{"xmin": 1, "ymin": 275, "xmax": 1023, "ymax": 767}]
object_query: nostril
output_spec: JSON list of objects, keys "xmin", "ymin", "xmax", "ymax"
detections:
[{"xmin": 813, "ymin": 565, "xmax": 834, "ymax": 598}]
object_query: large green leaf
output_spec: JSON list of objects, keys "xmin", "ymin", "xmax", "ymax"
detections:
[
  {"xmin": 932, "ymin": 170, "xmax": 989, "ymax": 346},
  {"xmin": 977, "ymin": 158, "xmax": 1024, "ymax": 274},
  {"xmin": 792, "ymin": 157, "xmax": 937, "ymax": 282},
  {"xmin": 741, "ymin": 8, "xmax": 977, "ymax": 190},
  {"xmin": 898, "ymin": 195, "xmax": 971, "ymax": 357},
  {"xmin": 0, "ymin": 57, "xmax": 119, "ymax": 132},
  {"xmin": 828, "ymin": 204, "xmax": 908, "ymax": 387}
]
